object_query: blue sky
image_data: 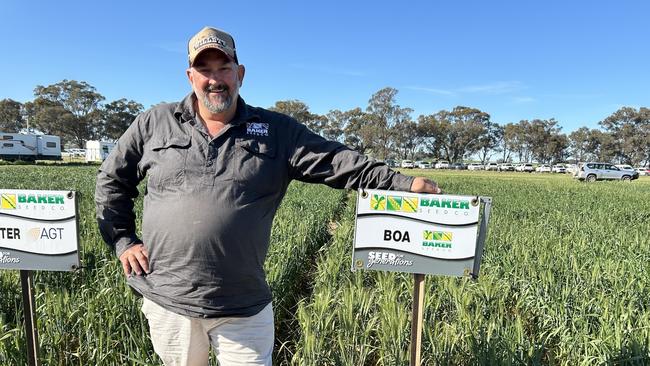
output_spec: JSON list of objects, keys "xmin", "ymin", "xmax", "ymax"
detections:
[{"xmin": 1, "ymin": 0, "xmax": 648, "ymax": 132}]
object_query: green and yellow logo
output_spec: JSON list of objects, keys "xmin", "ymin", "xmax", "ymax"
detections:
[
  {"xmin": 370, "ymin": 194, "xmax": 470, "ymax": 212},
  {"xmin": 387, "ymin": 196, "xmax": 402, "ymax": 211},
  {"xmin": 401, "ymin": 197, "xmax": 418, "ymax": 212},
  {"xmin": 370, "ymin": 194, "xmax": 386, "ymax": 210},
  {"xmin": 1, "ymin": 193, "xmax": 17, "ymax": 209},
  {"xmin": 423, "ymin": 230, "xmax": 453, "ymax": 248},
  {"xmin": 371, "ymin": 194, "xmax": 419, "ymax": 213}
]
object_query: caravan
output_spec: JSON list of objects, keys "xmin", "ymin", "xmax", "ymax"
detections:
[
  {"xmin": 85, "ymin": 140, "xmax": 116, "ymax": 162},
  {"xmin": 0, "ymin": 133, "xmax": 61, "ymax": 161}
]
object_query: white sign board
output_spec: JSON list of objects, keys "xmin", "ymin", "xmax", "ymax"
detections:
[
  {"xmin": 0, "ymin": 189, "xmax": 80, "ymax": 271},
  {"xmin": 352, "ymin": 189, "xmax": 489, "ymax": 277}
]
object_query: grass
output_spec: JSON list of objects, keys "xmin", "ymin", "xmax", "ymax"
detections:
[
  {"xmin": 292, "ymin": 171, "xmax": 650, "ymax": 365},
  {"xmin": 0, "ymin": 165, "xmax": 344, "ymax": 365},
  {"xmin": 1, "ymin": 166, "xmax": 649, "ymax": 365}
]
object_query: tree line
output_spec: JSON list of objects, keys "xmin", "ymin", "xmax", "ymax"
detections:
[
  {"xmin": 0, "ymin": 80, "xmax": 143, "ymax": 148},
  {"xmin": 269, "ymin": 88, "xmax": 649, "ymax": 166},
  {"xmin": 1, "ymin": 80, "xmax": 648, "ymax": 166}
]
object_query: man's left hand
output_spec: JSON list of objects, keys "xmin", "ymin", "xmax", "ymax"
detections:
[{"xmin": 410, "ymin": 177, "xmax": 442, "ymax": 194}]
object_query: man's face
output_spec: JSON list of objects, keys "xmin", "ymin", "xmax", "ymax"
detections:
[{"xmin": 187, "ymin": 49, "xmax": 245, "ymax": 115}]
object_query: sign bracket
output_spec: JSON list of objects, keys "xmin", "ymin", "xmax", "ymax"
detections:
[{"xmin": 471, "ymin": 197, "xmax": 492, "ymax": 279}]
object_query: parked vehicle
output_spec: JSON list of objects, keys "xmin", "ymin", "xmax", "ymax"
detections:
[
  {"xmin": 498, "ymin": 163, "xmax": 515, "ymax": 172},
  {"xmin": 450, "ymin": 162, "xmax": 466, "ymax": 170},
  {"xmin": 416, "ymin": 161, "xmax": 431, "ymax": 169},
  {"xmin": 552, "ymin": 164, "xmax": 566, "ymax": 173},
  {"xmin": 63, "ymin": 148, "xmax": 86, "ymax": 157},
  {"xmin": 467, "ymin": 163, "xmax": 484, "ymax": 171},
  {"xmin": 635, "ymin": 167, "xmax": 650, "ymax": 176},
  {"xmin": 385, "ymin": 159, "xmax": 398, "ymax": 168},
  {"xmin": 574, "ymin": 162, "xmax": 639, "ymax": 182},
  {"xmin": 434, "ymin": 160, "xmax": 450, "ymax": 169},
  {"xmin": 536, "ymin": 164, "xmax": 551, "ymax": 173},
  {"xmin": 515, "ymin": 163, "xmax": 534, "ymax": 173},
  {"xmin": 566, "ymin": 164, "xmax": 579, "ymax": 175},
  {"xmin": 0, "ymin": 132, "xmax": 61, "ymax": 161},
  {"xmin": 401, "ymin": 160, "xmax": 415, "ymax": 168},
  {"xmin": 85, "ymin": 140, "xmax": 116, "ymax": 162},
  {"xmin": 485, "ymin": 162, "xmax": 499, "ymax": 171}
]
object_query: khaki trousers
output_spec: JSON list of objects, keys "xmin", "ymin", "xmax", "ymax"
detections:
[{"xmin": 141, "ymin": 297, "xmax": 274, "ymax": 366}]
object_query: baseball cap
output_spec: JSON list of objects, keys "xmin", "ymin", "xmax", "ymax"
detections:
[{"xmin": 188, "ymin": 27, "xmax": 238, "ymax": 66}]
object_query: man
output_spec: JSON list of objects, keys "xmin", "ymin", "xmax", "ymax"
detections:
[{"xmin": 95, "ymin": 26, "xmax": 441, "ymax": 366}]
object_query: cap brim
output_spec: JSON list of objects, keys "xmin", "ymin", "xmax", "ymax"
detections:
[{"xmin": 190, "ymin": 45, "xmax": 237, "ymax": 66}]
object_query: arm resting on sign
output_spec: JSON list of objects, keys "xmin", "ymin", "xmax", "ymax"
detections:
[{"xmin": 288, "ymin": 122, "xmax": 418, "ymax": 191}]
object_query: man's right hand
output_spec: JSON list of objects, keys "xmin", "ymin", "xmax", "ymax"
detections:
[{"xmin": 119, "ymin": 243, "xmax": 150, "ymax": 277}]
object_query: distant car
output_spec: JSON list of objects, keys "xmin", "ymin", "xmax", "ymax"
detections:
[
  {"xmin": 401, "ymin": 160, "xmax": 415, "ymax": 169},
  {"xmin": 434, "ymin": 160, "xmax": 450, "ymax": 169},
  {"xmin": 574, "ymin": 162, "xmax": 639, "ymax": 182},
  {"xmin": 485, "ymin": 162, "xmax": 499, "ymax": 171},
  {"xmin": 552, "ymin": 164, "xmax": 566, "ymax": 173},
  {"xmin": 515, "ymin": 163, "xmax": 534, "ymax": 173},
  {"xmin": 635, "ymin": 167, "xmax": 650, "ymax": 176},
  {"xmin": 467, "ymin": 163, "xmax": 484, "ymax": 171},
  {"xmin": 416, "ymin": 161, "xmax": 431, "ymax": 169},
  {"xmin": 450, "ymin": 162, "xmax": 466, "ymax": 170},
  {"xmin": 385, "ymin": 159, "xmax": 398, "ymax": 168},
  {"xmin": 536, "ymin": 165, "xmax": 551, "ymax": 173},
  {"xmin": 498, "ymin": 163, "xmax": 515, "ymax": 172},
  {"xmin": 565, "ymin": 164, "xmax": 579, "ymax": 175},
  {"xmin": 63, "ymin": 148, "xmax": 85, "ymax": 157},
  {"xmin": 72, "ymin": 148, "xmax": 86, "ymax": 157}
]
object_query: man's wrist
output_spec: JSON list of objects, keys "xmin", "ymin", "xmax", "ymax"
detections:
[
  {"xmin": 114, "ymin": 235, "xmax": 143, "ymax": 257},
  {"xmin": 391, "ymin": 173, "xmax": 416, "ymax": 192}
]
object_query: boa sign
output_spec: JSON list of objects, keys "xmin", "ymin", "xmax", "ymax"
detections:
[
  {"xmin": 0, "ymin": 189, "xmax": 79, "ymax": 271},
  {"xmin": 352, "ymin": 189, "xmax": 491, "ymax": 277}
]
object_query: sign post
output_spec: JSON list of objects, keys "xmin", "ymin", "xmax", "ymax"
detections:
[
  {"xmin": 20, "ymin": 270, "xmax": 39, "ymax": 366},
  {"xmin": 409, "ymin": 273, "xmax": 425, "ymax": 365},
  {"xmin": 0, "ymin": 189, "xmax": 80, "ymax": 366},
  {"xmin": 352, "ymin": 189, "xmax": 492, "ymax": 365}
]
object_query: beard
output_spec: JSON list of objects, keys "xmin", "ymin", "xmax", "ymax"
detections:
[{"xmin": 200, "ymin": 83, "xmax": 235, "ymax": 114}]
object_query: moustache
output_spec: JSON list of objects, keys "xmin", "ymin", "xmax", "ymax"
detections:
[{"xmin": 205, "ymin": 84, "xmax": 229, "ymax": 93}]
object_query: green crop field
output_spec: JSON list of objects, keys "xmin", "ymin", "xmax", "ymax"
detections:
[{"xmin": 1, "ymin": 165, "xmax": 649, "ymax": 365}]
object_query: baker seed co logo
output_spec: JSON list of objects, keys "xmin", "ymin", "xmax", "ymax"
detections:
[
  {"xmin": 423, "ymin": 230, "xmax": 453, "ymax": 249},
  {"xmin": 1, "ymin": 193, "xmax": 65, "ymax": 211},
  {"xmin": 370, "ymin": 194, "xmax": 470, "ymax": 213},
  {"xmin": 246, "ymin": 122, "xmax": 269, "ymax": 136}
]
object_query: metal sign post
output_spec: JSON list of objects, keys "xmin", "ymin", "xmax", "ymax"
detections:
[
  {"xmin": 20, "ymin": 270, "xmax": 40, "ymax": 366},
  {"xmin": 352, "ymin": 190, "xmax": 492, "ymax": 366}
]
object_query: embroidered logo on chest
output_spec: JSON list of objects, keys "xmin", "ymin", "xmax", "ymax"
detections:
[{"xmin": 246, "ymin": 122, "xmax": 269, "ymax": 136}]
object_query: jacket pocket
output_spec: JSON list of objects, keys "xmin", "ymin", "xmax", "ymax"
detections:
[
  {"xmin": 234, "ymin": 138, "xmax": 284, "ymax": 197},
  {"xmin": 148, "ymin": 136, "xmax": 190, "ymax": 187}
]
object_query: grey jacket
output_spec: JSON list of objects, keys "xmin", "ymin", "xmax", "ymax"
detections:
[{"xmin": 95, "ymin": 93, "xmax": 414, "ymax": 318}]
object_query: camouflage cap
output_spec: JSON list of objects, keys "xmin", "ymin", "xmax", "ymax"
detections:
[{"xmin": 188, "ymin": 27, "xmax": 238, "ymax": 66}]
